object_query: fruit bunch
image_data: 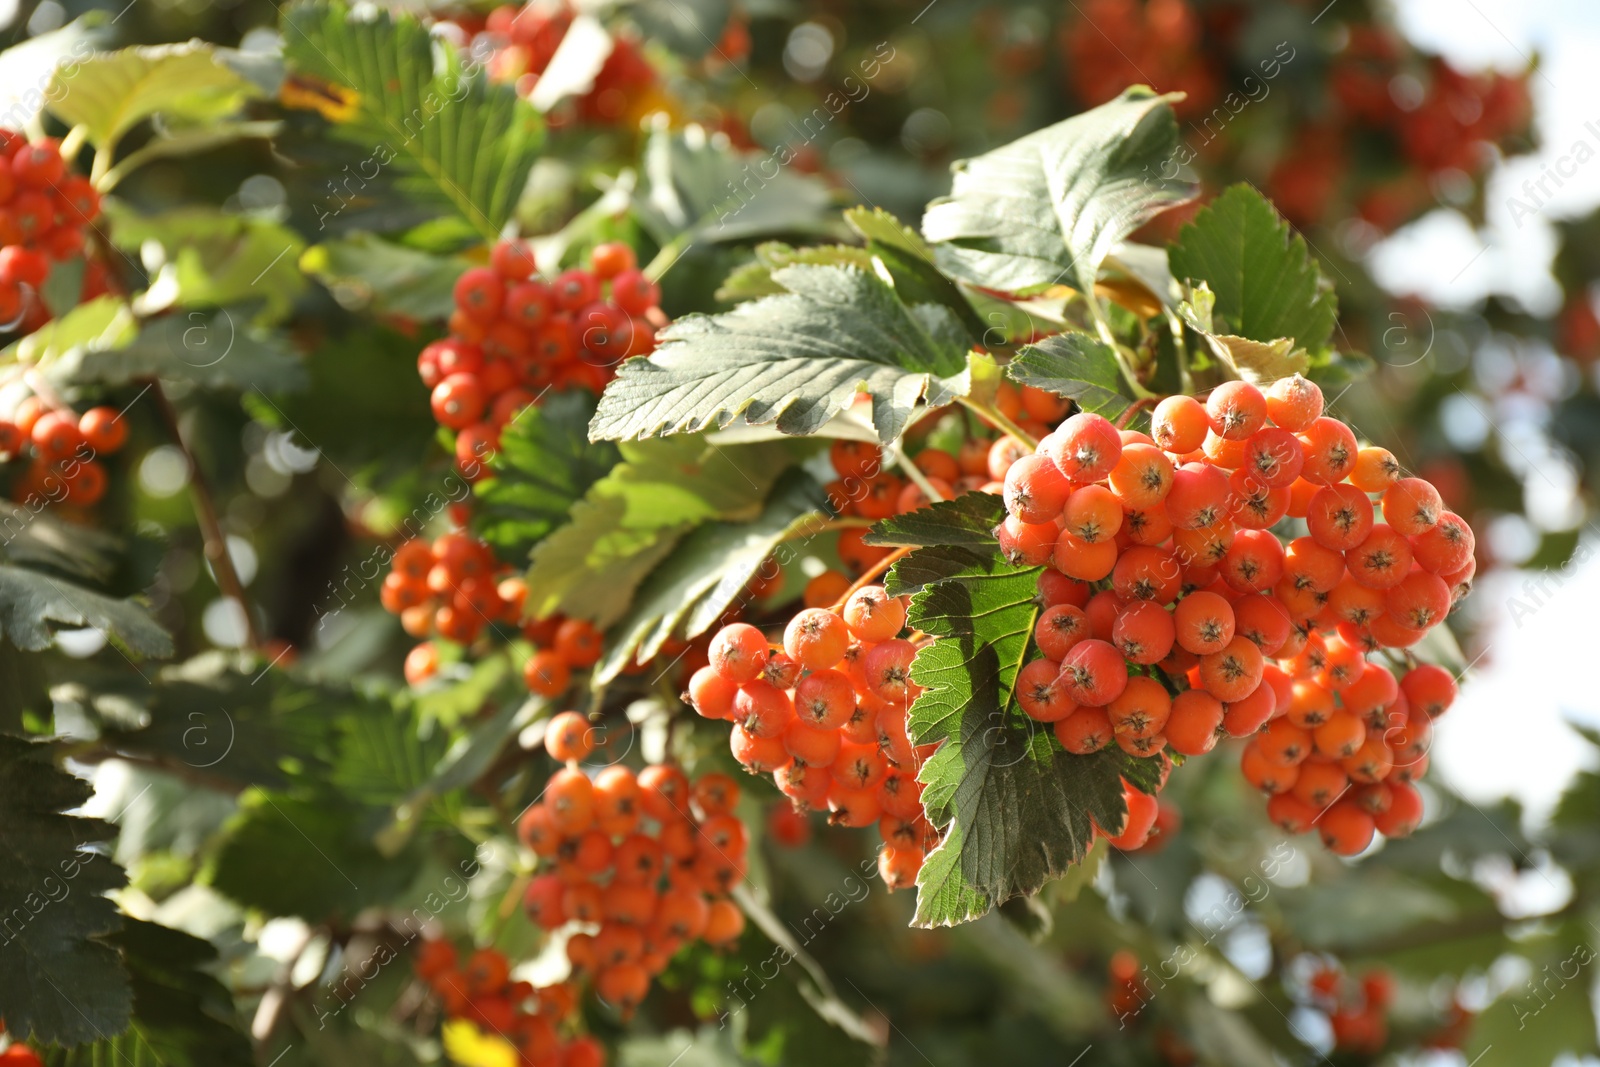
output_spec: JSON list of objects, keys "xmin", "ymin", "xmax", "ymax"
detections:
[
  {"xmin": 1059, "ymin": 0, "xmax": 1219, "ymax": 120},
  {"xmin": 995, "ymin": 373, "xmax": 1471, "ymax": 855},
  {"xmin": 0, "ymin": 1044, "xmax": 41, "ymax": 1067},
  {"xmin": 420, "ymin": 240, "xmax": 661, "ymax": 477},
  {"xmin": 473, "ymin": 3, "xmax": 660, "ymax": 127},
  {"xmin": 0, "ymin": 133, "xmax": 101, "ymax": 331},
  {"xmin": 1304, "ymin": 960, "xmax": 1396, "ymax": 1055},
  {"xmin": 413, "ymin": 940, "xmax": 604, "ymax": 1066},
  {"xmin": 0, "ymin": 400, "xmax": 127, "ymax": 507},
  {"xmin": 517, "ymin": 729, "xmax": 747, "ymax": 1017},
  {"xmin": 688, "ymin": 583, "xmax": 939, "ymax": 890},
  {"xmin": 383, "ymin": 531, "xmax": 529, "ymax": 652}
]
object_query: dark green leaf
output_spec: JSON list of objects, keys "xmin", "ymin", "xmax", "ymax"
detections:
[
  {"xmin": 922, "ymin": 87, "xmax": 1194, "ymax": 299},
  {"xmin": 1167, "ymin": 184, "xmax": 1338, "ymax": 355},
  {"xmin": 1007, "ymin": 331, "xmax": 1140, "ymax": 425},
  {"xmin": 42, "ymin": 919, "xmax": 254, "ymax": 1066},
  {"xmin": 0, "ymin": 736, "xmax": 130, "ymax": 1046},
  {"xmin": 596, "ymin": 471, "xmax": 828, "ymax": 684},
  {"xmin": 845, "ymin": 206, "xmax": 988, "ymax": 343},
  {"xmin": 895, "ymin": 544, "xmax": 1160, "ymax": 926},
  {"xmin": 301, "ymin": 234, "xmax": 471, "ymax": 320},
  {"xmin": 865, "ymin": 491, "xmax": 1004, "ymax": 548},
  {"xmin": 281, "ymin": 0, "xmax": 543, "ymax": 240},
  {"xmin": 627, "ymin": 0, "xmax": 733, "ymax": 60},
  {"xmin": 525, "ymin": 438, "xmax": 803, "ymax": 628},
  {"xmin": 474, "ymin": 391, "xmax": 620, "ymax": 557},
  {"xmin": 590, "ymin": 264, "xmax": 972, "ymax": 445},
  {"xmin": 46, "ymin": 313, "xmax": 307, "ymax": 393},
  {"xmin": 0, "ymin": 564, "xmax": 172, "ymax": 657}
]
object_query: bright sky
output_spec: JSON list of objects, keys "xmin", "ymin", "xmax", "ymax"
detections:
[{"xmin": 1382, "ymin": 0, "xmax": 1600, "ymax": 826}]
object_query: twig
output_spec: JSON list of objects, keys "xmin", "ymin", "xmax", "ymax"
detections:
[
  {"xmin": 146, "ymin": 377, "xmax": 264, "ymax": 650},
  {"xmin": 957, "ymin": 395, "xmax": 1039, "ymax": 450},
  {"xmin": 830, "ymin": 546, "xmax": 914, "ymax": 611},
  {"xmin": 1115, "ymin": 396, "xmax": 1157, "ymax": 429}
]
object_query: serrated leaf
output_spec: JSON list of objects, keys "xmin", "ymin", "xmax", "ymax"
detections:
[
  {"xmin": 634, "ymin": 124, "xmax": 835, "ymax": 248},
  {"xmin": 282, "ymin": 0, "xmax": 543, "ymax": 241},
  {"xmin": 0, "ymin": 736, "xmax": 130, "ymax": 1046},
  {"xmin": 893, "ymin": 544, "xmax": 1160, "ymax": 926},
  {"xmin": 45, "ymin": 313, "xmax": 307, "ymax": 393},
  {"xmin": 1007, "ymin": 330, "xmax": 1139, "ymax": 425},
  {"xmin": 525, "ymin": 438, "xmax": 801, "ymax": 628},
  {"xmin": 1167, "ymin": 183, "xmax": 1338, "ymax": 354},
  {"xmin": 0, "ymin": 565, "xmax": 172, "ymax": 657},
  {"xmin": 595, "ymin": 471, "xmax": 828, "ymax": 684},
  {"xmin": 301, "ymin": 234, "xmax": 470, "ymax": 320},
  {"xmin": 845, "ymin": 206, "xmax": 987, "ymax": 343},
  {"xmin": 1178, "ymin": 284, "xmax": 1307, "ymax": 385},
  {"xmin": 42, "ymin": 919, "xmax": 254, "ymax": 1066},
  {"xmin": 590, "ymin": 264, "xmax": 972, "ymax": 445},
  {"xmin": 474, "ymin": 391, "xmax": 620, "ymax": 557},
  {"xmin": 107, "ymin": 205, "xmax": 306, "ymax": 324},
  {"xmin": 865, "ymin": 491, "xmax": 1005, "ymax": 548},
  {"xmin": 46, "ymin": 41, "xmax": 262, "ymax": 150},
  {"xmin": 922, "ymin": 87, "xmax": 1195, "ymax": 300},
  {"xmin": 714, "ymin": 242, "xmax": 876, "ymax": 304}
]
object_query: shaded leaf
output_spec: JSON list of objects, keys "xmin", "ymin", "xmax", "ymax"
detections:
[
  {"xmin": 1178, "ymin": 284, "xmax": 1307, "ymax": 385},
  {"xmin": 0, "ymin": 736, "xmax": 130, "ymax": 1046},
  {"xmin": 845, "ymin": 205, "xmax": 987, "ymax": 342},
  {"xmin": 45, "ymin": 313, "xmax": 307, "ymax": 393},
  {"xmin": 301, "ymin": 234, "xmax": 470, "ymax": 320},
  {"xmin": 596, "ymin": 471, "xmax": 828, "ymax": 684},
  {"xmin": 282, "ymin": 0, "xmax": 544, "ymax": 241},
  {"xmin": 525, "ymin": 438, "xmax": 802, "ymax": 628},
  {"xmin": 0, "ymin": 564, "xmax": 172, "ymax": 657},
  {"xmin": 891, "ymin": 544, "xmax": 1161, "ymax": 926},
  {"xmin": 865, "ymin": 491, "xmax": 1005, "ymax": 549},
  {"xmin": 1007, "ymin": 331, "xmax": 1139, "ymax": 425},
  {"xmin": 590, "ymin": 264, "xmax": 971, "ymax": 445}
]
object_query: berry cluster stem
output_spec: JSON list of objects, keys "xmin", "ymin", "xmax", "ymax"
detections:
[
  {"xmin": 830, "ymin": 546, "xmax": 914, "ymax": 611},
  {"xmin": 956, "ymin": 395, "xmax": 1038, "ymax": 450}
]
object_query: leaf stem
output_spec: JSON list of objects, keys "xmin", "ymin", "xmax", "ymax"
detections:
[
  {"xmin": 957, "ymin": 395, "xmax": 1038, "ymax": 450},
  {"xmin": 643, "ymin": 232, "xmax": 693, "ymax": 284},
  {"xmin": 893, "ymin": 443, "xmax": 948, "ymax": 504},
  {"xmin": 830, "ymin": 546, "xmax": 914, "ymax": 611},
  {"xmin": 146, "ymin": 377, "xmax": 264, "ymax": 651}
]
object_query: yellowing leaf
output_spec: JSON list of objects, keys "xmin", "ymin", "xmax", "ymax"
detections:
[
  {"xmin": 442, "ymin": 1019, "xmax": 519, "ymax": 1067},
  {"xmin": 47, "ymin": 41, "xmax": 262, "ymax": 150},
  {"xmin": 279, "ymin": 72, "xmax": 361, "ymax": 122}
]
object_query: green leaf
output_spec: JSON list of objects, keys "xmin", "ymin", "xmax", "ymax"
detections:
[
  {"xmin": 525, "ymin": 437, "xmax": 803, "ymax": 628},
  {"xmin": 634, "ymin": 124, "xmax": 835, "ymax": 247},
  {"xmin": 714, "ymin": 242, "xmax": 876, "ymax": 304},
  {"xmin": 595, "ymin": 471, "xmax": 828, "ymax": 684},
  {"xmin": 46, "ymin": 41, "xmax": 262, "ymax": 151},
  {"xmin": 0, "ymin": 641, "xmax": 51, "ymax": 733},
  {"xmin": 1166, "ymin": 183, "xmax": 1338, "ymax": 355},
  {"xmin": 627, "ymin": 0, "xmax": 732, "ymax": 60},
  {"xmin": 8, "ymin": 296, "xmax": 138, "ymax": 365},
  {"xmin": 1178, "ymin": 284, "xmax": 1307, "ymax": 385},
  {"xmin": 890, "ymin": 543, "xmax": 1160, "ymax": 926},
  {"xmin": 206, "ymin": 790, "xmax": 421, "ymax": 922},
  {"xmin": 845, "ymin": 206, "xmax": 988, "ymax": 343},
  {"xmin": 1464, "ymin": 930, "xmax": 1600, "ymax": 1065},
  {"xmin": 301, "ymin": 234, "xmax": 470, "ymax": 320},
  {"xmin": 107, "ymin": 205, "xmax": 306, "ymax": 324},
  {"xmin": 864, "ymin": 491, "xmax": 1005, "ymax": 549},
  {"xmin": 590, "ymin": 264, "xmax": 972, "ymax": 445},
  {"xmin": 922, "ymin": 87, "xmax": 1195, "ymax": 299},
  {"xmin": 474, "ymin": 391, "xmax": 620, "ymax": 557},
  {"xmin": 0, "ymin": 736, "xmax": 130, "ymax": 1046},
  {"xmin": 42, "ymin": 919, "xmax": 254, "ymax": 1066},
  {"xmin": 45, "ymin": 313, "xmax": 307, "ymax": 393},
  {"xmin": 281, "ymin": 0, "xmax": 544, "ymax": 241},
  {"xmin": 1007, "ymin": 331, "xmax": 1139, "ymax": 425},
  {"xmin": 0, "ymin": 565, "xmax": 172, "ymax": 657}
]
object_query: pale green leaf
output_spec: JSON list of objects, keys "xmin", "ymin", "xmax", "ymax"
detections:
[{"xmin": 46, "ymin": 41, "xmax": 260, "ymax": 150}]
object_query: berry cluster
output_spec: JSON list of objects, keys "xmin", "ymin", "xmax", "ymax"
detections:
[
  {"xmin": 383, "ymin": 531, "xmax": 529, "ymax": 654},
  {"xmin": 517, "ymin": 733, "xmax": 746, "ymax": 1018},
  {"xmin": 690, "ymin": 584, "xmax": 938, "ymax": 891},
  {"xmin": 0, "ymin": 133, "xmax": 101, "ymax": 332},
  {"xmin": 473, "ymin": 4, "xmax": 659, "ymax": 127},
  {"xmin": 996, "ymin": 374, "xmax": 1470, "ymax": 855},
  {"xmin": 420, "ymin": 240, "xmax": 661, "ymax": 478},
  {"xmin": 1060, "ymin": 0, "xmax": 1218, "ymax": 120},
  {"xmin": 0, "ymin": 400, "xmax": 127, "ymax": 507},
  {"xmin": 1304, "ymin": 961, "xmax": 1396, "ymax": 1056},
  {"xmin": 413, "ymin": 940, "xmax": 603, "ymax": 1066}
]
